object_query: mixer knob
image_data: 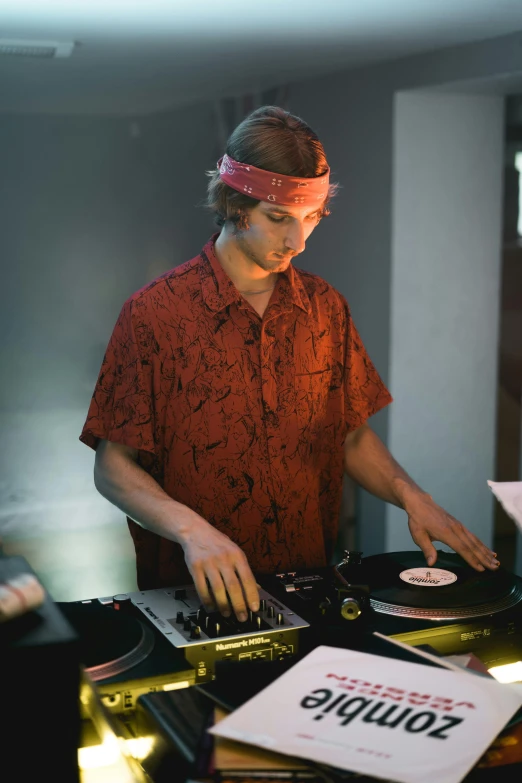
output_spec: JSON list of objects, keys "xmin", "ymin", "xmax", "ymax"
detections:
[
  {"xmin": 190, "ymin": 625, "xmax": 201, "ymax": 639},
  {"xmin": 197, "ymin": 607, "xmax": 207, "ymax": 623},
  {"xmin": 215, "ymin": 622, "xmax": 221, "ymax": 637},
  {"xmin": 183, "ymin": 618, "xmax": 191, "ymax": 632},
  {"xmin": 256, "ymin": 615, "xmax": 262, "ymax": 630},
  {"xmin": 260, "ymin": 599, "xmax": 267, "ymax": 612},
  {"xmin": 267, "ymin": 605, "xmax": 275, "ymax": 619},
  {"xmin": 340, "ymin": 596, "xmax": 362, "ymax": 621},
  {"xmin": 276, "ymin": 613, "xmax": 284, "ymax": 626},
  {"xmin": 112, "ymin": 594, "xmax": 131, "ymax": 611},
  {"xmin": 175, "ymin": 611, "xmax": 184, "ymax": 624}
]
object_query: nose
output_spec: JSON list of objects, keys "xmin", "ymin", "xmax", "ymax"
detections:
[{"xmin": 284, "ymin": 221, "xmax": 306, "ymax": 255}]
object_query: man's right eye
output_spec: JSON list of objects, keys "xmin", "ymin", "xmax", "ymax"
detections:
[{"xmin": 267, "ymin": 215, "xmax": 286, "ymax": 223}]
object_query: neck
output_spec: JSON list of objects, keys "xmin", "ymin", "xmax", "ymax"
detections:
[{"xmin": 214, "ymin": 227, "xmax": 278, "ymax": 293}]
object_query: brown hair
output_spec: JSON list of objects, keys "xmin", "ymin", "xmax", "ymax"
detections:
[{"xmin": 206, "ymin": 106, "xmax": 338, "ymax": 230}]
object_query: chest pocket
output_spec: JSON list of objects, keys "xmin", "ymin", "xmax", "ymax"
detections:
[{"xmin": 292, "ymin": 363, "xmax": 333, "ymax": 426}]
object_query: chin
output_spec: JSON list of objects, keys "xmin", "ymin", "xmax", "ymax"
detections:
[{"xmin": 271, "ymin": 255, "xmax": 293, "ymax": 270}]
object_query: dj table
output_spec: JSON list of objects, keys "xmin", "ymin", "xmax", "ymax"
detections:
[
  {"xmin": 5, "ymin": 550, "xmax": 522, "ymax": 781},
  {"xmin": 66, "ymin": 550, "xmax": 522, "ymax": 715}
]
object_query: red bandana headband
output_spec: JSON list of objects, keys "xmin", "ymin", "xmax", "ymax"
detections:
[{"xmin": 218, "ymin": 153, "xmax": 330, "ymax": 207}]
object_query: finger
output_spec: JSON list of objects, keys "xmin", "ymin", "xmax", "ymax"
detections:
[
  {"xmin": 447, "ymin": 519, "xmax": 496, "ymax": 567},
  {"xmin": 234, "ymin": 558, "xmax": 260, "ymax": 613},
  {"xmin": 459, "ymin": 526, "xmax": 499, "ymax": 570},
  {"xmin": 191, "ymin": 567, "xmax": 216, "ymax": 612},
  {"xmin": 219, "ymin": 569, "xmax": 249, "ymax": 622},
  {"xmin": 203, "ymin": 578, "xmax": 217, "ymax": 612},
  {"xmin": 437, "ymin": 526, "xmax": 486, "ymax": 571},
  {"xmin": 411, "ymin": 529, "xmax": 438, "ymax": 567},
  {"xmin": 204, "ymin": 568, "xmax": 234, "ymax": 618}
]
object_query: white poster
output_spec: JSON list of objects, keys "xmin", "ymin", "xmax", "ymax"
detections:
[
  {"xmin": 487, "ymin": 480, "xmax": 522, "ymax": 532},
  {"xmin": 210, "ymin": 645, "xmax": 522, "ymax": 783}
]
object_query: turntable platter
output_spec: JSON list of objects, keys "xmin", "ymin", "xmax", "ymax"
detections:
[
  {"xmin": 357, "ymin": 552, "xmax": 522, "ymax": 620},
  {"xmin": 57, "ymin": 602, "xmax": 155, "ymax": 680}
]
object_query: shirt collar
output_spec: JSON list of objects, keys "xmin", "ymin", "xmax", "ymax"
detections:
[
  {"xmin": 200, "ymin": 234, "xmax": 241, "ymax": 313},
  {"xmin": 199, "ymin": 234, "xmax": 312, "ymax": 316}
]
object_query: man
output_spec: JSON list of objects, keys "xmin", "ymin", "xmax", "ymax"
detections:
[{"xmin": 80, "ymin": 106, "xmax": 499, "ymax": 623}]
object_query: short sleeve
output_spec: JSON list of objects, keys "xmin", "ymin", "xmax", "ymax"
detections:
[
  {"xmin": 344, "ymin": 306, "xmax": 393, "ymax": 432},
  {"xmin": 79, "ymin": 299, "xmax": 156, "ymax": 453}
]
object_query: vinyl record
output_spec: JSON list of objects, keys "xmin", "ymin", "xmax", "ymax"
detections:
[
  {"xmin": 358, "ymin": 551, "xmax": 516, "ymax": 610},
  {"xmin": 57, "ymin": 601, "xmax": 155, "ymax": 680}
]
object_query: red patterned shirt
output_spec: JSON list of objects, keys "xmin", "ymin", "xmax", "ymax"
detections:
[{"xmin": 80, "ymin": 235, "xmax": 392, "ymax": 588}]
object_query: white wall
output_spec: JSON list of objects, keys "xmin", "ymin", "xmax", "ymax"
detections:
[
  {"xmin": 386, "ymin": 91, "xmax": 504, "ymax": 551},
  {"xmin": 0, "ymin": 105, "xmax": 217, "ymax": 549},
  {"xmin": 287, "ymin": 32, "xmax": 516, "ymax": 555},
  {"xmin": 285, "ymin": 83, "xmax": 394, "ymax": 555}
]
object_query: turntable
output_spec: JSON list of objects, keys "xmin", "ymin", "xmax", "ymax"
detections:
[
  {"xmin": 345, "ymin": 550, "xmax": 522, "ymax": 621},
  {"xmin": 260, "ymin": 550, "xmax": 522, "ymax": 671},
  {"xmin": 60, "ymin": 584, "xmax": 308, "ymax": 714},
  {"xmin": 58, "ymin": 600, "xmax": 196, "ymax": 716}
]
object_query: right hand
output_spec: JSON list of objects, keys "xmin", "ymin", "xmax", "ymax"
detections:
[{"xmin": 180, "ymin": 517, "xmax": 260, "ymax": 622}]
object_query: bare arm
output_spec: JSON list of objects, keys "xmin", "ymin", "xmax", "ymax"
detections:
[
  {"xmin": 343, "ymin": 424, "xmax": 499, "ymax": 572},
  {"xmin": 94, "ymin": 440, "xmax": 259, "ymax": 619}
]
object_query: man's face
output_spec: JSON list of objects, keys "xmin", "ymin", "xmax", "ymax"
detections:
[{"xmin": 233, "ymin": 201, "xmax": 323, "ymax": 273}]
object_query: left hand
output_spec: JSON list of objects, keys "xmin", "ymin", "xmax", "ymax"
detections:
[{"xmin": 405, "ymin": 491, "xmax": 500, "ymax": 572}]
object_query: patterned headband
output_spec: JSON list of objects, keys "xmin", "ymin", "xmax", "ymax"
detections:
[{"xmin": 217, "ymin": 153, "xmax": 330, "ymax": 207}]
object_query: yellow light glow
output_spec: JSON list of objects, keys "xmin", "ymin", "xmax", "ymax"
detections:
[
  {"xmin": 488, "ymin": 661, "xmax": 522, "ymax": 684},
  {"xmin": 163, "ymin": 679, "xmax": 191, "ymax": 692},
  {"xmin": 79, "ymin": 735, "xmax": 155, "ymax": 770},
  {"xmin": 78, "ymin": 736, "xmax": 120, "ymax": 770},
  {"xmin": 125, "ymin": 736, "xmax": 155, "ymax": 761}
]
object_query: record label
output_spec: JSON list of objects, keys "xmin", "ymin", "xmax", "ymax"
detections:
[{"xmin": 399, "ymin": 567, "xmax": 458, "ymax": 587}]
